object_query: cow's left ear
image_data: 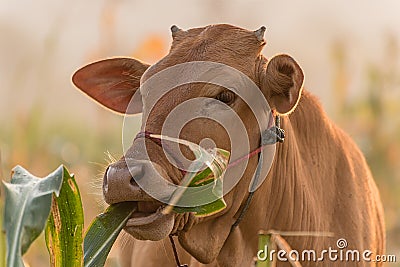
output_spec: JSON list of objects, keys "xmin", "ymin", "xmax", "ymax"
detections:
[
  {"xmin": 261, "ymin": 54, "xmax": 304, "ymax": 115},
  {"xmin": 72, "ymin": 58, "xmax": 149, "ymax": 114}
]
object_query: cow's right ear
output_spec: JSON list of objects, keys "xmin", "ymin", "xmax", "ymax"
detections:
[
  {"xmin": 72, "ymin": 58, "xmax": 150, "ymax": 114},
  {"xmin": 261, "ymin": 54, "xmax": 304, "ymax": 115}
]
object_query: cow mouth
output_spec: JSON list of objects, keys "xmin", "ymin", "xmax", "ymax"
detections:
[
  {"xmin": 123, "ymin": 200, "xmax": 175, "ymax": 241},
  {"xmin": 127, "ymin": 201, "xmax": 165, "ymax": 225}
]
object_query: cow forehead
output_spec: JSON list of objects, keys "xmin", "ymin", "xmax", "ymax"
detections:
[
  {"xmin": 142, "ymin": 24, "xmax": 265, "ymax": 82},
  {"xmin": 176, "ymin": 24, "xmax": 262, "ymax": 49}
]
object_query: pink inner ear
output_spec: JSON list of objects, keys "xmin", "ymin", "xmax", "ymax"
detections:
[{"xmin": 72, "ymin": 58, "xmax": 149, "ymax": 114}]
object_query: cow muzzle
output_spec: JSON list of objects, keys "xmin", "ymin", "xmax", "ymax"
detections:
[{"xmin": 103, "ymin": 159, "xmax": 176, "ymax": 240}]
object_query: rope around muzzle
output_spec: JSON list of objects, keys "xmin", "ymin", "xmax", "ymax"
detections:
[
  {"xmin": 134, "ymin": 114, "xmax": 284, "ymax": 175},
  {"xmin": 133, "ymin": 114, "xmax": 285, "ymax": 267}
]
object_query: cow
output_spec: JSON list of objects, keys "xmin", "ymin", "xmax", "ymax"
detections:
[{"xmin": 72, "ymin": 24, "xmax": 385, "ymax": 266}]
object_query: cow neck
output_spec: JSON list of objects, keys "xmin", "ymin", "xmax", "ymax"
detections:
[
  {"xmin": 230, "ymin": 114, "xmax": 284, "ymax": 230},
  {"xmin": 134, "ymin": 113, "xmax": 285, "ymax": 267}
]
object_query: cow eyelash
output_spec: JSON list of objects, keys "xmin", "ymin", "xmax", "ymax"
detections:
[{"xmin": 215, "ymin": 91, "xmax": 236, "ymax": 104}]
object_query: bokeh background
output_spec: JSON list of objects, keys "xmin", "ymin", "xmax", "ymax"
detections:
[{"xmin": 1, "ymin": 0, "xmax": 399, "ymax": 266}]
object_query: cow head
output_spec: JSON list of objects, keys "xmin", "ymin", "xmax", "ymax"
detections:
[{"xmin": 72, "ymin": 24, "xmax": 304, "ymax": 263}]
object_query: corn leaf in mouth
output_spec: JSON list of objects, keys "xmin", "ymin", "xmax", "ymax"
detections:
[
  {"xmin": 172, "ymin": 148, "xmax": 229, "ymax": 217},
  {"xmin": 83, "ymin": 202, "xmax": 136, "ymax": 267},
  {"xmin": 152, "ymin": 134, "xmax": 230, "ymax": 217},
  {"xmin": 188, "ymin": 148, "xmax": 230, "ymax": 187}
]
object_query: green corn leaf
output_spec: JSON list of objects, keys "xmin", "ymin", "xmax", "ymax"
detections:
[
  {"xmin": 0, "ymin": 192, "xmax": 5, "ymax": 267},
  {"xmin": 168, "ymin": 148, "xmax": 230, "ymax": 217},
  {"xmin": 45, "ymin": 167, "xmax": 84, "ymax": 267},
  {"xmin": 188, "ymin": 149, "xmax": 230, "ymax": 187},
  {"xmin": 257, "ymin": 232, "xmax": 272, "ymax": 267},
  {"xmin": 172, "ymin": 198, "xmax": 227, "ymax": 217},
  {"xmin": 83, "ymin": 202, "xmax": 136, "ymax": 267},
  {"xmin": 3, "ymin": 165, "xmax": 63, "ymax": 267}
]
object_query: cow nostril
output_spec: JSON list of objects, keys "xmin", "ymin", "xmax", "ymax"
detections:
[
  {"xmin": 129, "ymin": 177, "xmax": 135, "ymax": 186},
  {"xmin": 103, "ymin": 166, "xmax": 111, "ymax": 195},
  {"xmin": 129, "ymin": 165, "xmax": 144, "ymax": 186}
]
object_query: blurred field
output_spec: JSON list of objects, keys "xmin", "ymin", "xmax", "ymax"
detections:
[{"xmin": 1, "ymin": 1, "xmax": 399, "ymax": 266}]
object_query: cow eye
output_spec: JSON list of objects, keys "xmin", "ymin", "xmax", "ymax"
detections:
[{"xmin": 215, "ymin": 91, "xmax": 235, "ymax": 104}]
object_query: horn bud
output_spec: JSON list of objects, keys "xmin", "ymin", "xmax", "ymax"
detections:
[
  {"xmin": 170, "ymin": 25, "xmax": 182, "ymax": 38},
  {"xmin": 254, "ymin": 26, "xmax": 266, "ymax": 41}
]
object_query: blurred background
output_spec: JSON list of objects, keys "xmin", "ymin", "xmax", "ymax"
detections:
[{"xmin": 1, "ymin": 0, "xmax": 399, "ymax": 265}]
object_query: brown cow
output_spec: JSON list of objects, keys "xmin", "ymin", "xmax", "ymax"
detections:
[{"xmin": 73, "ymin": 24, "xmax": 385, "ymax": 266}]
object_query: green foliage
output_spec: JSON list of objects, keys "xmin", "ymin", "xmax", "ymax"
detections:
[
  {"xmin": 3, "ymin": 165, "xmax": 137, "ymax": 267},
  {"xmin": 3, "ymin": 165, "xmax": 63, "ymax": 267},
  {"xmin": 256, "ymin": 232, "xmax": 272, "ymax": 267},
  {"xmin": 83, "ymin": 202, "xmax": 136, "ymax": 267},
  {"xmin": 0, "ymin": 196, "xmax": 5, "ymax": 267},
  {"xmin": 160, "ymin": 142, "xmax": 230, "ymax": 217},
  {"xmin": 45, "ymin": 168, "xmax": 84, "ymax": 267}
]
